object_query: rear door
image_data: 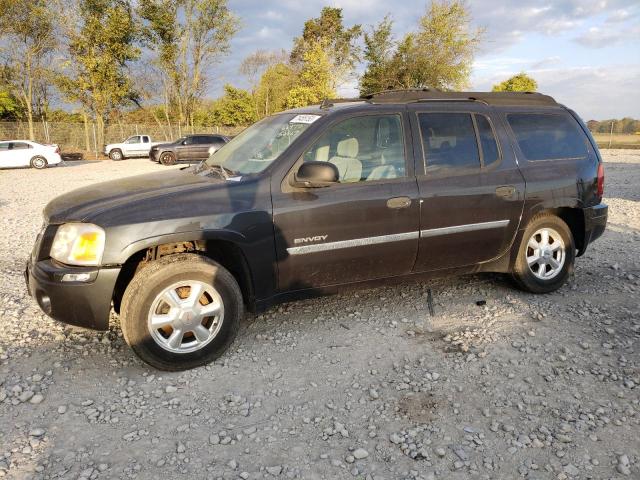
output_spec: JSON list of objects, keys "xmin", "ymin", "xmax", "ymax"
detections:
[
  {"xmin": 192, "ymin": 135, "xmax": 216, "ymax": 161},
  {"xmin": 409, "ymin": 104, "xmax": 525, "ymax": 272},
  {"xmin": 271, "ymin": 110, "xmax": 420, "ymax": 291}
]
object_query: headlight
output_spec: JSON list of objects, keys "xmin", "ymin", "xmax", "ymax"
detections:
[{"xmin": 50, "ymin": 223, "xmax": 105, "ymax": 266}]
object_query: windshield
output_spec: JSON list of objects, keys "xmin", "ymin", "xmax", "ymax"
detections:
[{"xmin": 205, "ymin": 113, "xmax": 320, "ymax": 175}]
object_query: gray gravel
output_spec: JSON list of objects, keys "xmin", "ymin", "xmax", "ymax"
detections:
[{"xmin": 0, "ymin": 151, "xmax": 639, "ymax": 479}]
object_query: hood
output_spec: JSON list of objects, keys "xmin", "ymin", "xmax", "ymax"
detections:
[{"xmin": 44, "ymin": 169, "xmax": 222, "ymax": 224}]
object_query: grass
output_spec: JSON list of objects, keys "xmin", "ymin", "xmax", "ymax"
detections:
[{"xmin": 592, "ymin": 133, "xmax": 640, "ymax": 149}]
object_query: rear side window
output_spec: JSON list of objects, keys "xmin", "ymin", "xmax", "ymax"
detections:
[
  {"xmin": 507, "ymin": 113, "xmax": 588, "ymax": 160},
  {"xmin": 11, "ymin": 142, "xmax": 31, "ymax": 150},
  {"xmin": 418, "ymin": 113, "xmax": 480, "ymax": 172},
  {"xmin": 195, "ymin": 136, "xmax": 215, "ymax": 144}
]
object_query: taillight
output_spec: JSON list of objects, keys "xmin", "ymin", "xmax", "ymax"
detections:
[{"xmin": 596, "ymin": 163, "xmax": 604, "ymax": 199}]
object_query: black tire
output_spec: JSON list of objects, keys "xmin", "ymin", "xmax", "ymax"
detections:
[
  {"xmin": 30, "ymin": 156, "xmax": 48, "ymax": 169},
  {"xmin": 511, "ymin": 212, "xmax": 575, "ymax": 294},
  {"xmin": 159, "ymin": 152, "xmax": 176, "ymax": 166},
  {"xmin": 120, "ymin": 254, "xmax": 243, "ymax": 371},
  {"xmin": 109, "ymin": 149, "xmax": 123, "ymax": 161}
]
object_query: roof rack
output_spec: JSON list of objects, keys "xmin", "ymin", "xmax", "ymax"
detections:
[
  {"xmin": 319, "ymin": 97, "xmax": 368, "ymax": 109},
  {"xmin": 361, "ymin": 89, "xmax": 558, "ymax": 106}
]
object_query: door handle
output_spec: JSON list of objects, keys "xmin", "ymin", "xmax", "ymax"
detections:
[
  {"xmin": 387, "ymin": 196, "xmax": 412, "ymax": 209},
  {"xmin": 495, "ymin": 186, "xmax": 516, "ymax": 198}
]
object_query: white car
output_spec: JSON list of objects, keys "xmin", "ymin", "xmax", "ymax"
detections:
[{"xmin": 0, "ymin": 140, "xmax": 62, "ymax": 169}]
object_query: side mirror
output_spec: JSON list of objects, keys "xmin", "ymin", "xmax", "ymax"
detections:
[{"xmin": 293, "ymin": 161, "xmax": 339, "ymax": 188}]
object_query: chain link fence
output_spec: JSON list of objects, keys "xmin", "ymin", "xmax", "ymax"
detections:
[{"xmin": 0, "ymin": 121, "xmax": 245, "ymax": 154}]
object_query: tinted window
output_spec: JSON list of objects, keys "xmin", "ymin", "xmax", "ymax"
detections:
[
  {"xmin": 508, "ymin": 113, "xmax": 588, "ymax": 160},
  {"xmin": 0, "ymin": 142, "xmax": 9, "ymax": 151},
  {"xmin": 142, "ymin": 136, "xmax": 149, "ymax": 143},
  {"xmin": 303, "ymin": 114, "xmax": 406, "ymax": 183},
  {"xmin": 183, "ymin": 136, "xmax": 195, "ymax": 145},
  {"xmin": 475, "ymin": 115, "xmax": 499, "ymax": 165},
  {"xmin": 418, "ymin": 113, "xmax": 480, "ymax": 172},
  {"xmin": 11, "ymin": 142, "xmax": 31, "ymax": 150}
]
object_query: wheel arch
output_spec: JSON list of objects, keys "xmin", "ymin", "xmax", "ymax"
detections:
[
  {"xmin": 112, "ymin": 231, "xmax": 255, "ymax": 314},
  {"xmin": 518, "ymin": 205, "xmax": 585, "ymax": 254}
]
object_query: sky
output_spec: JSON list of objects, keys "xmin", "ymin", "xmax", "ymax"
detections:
[{"xmin": 214, "ymin": 0, "xmax": 640, "ymax": 120}]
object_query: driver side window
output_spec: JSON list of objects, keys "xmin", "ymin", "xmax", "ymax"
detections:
[{"xmin": 303, "ymin": 114, "xmax": 406, "ymax": 183}]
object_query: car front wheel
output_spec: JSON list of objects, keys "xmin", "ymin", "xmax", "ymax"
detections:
[
  {"xmin": 109, "ymin": 149, "xmax": 123, "ymax": 161},
  {"xmin": 160, "ymin": 152, "xmax": 176, "ymax": 166},
  {"xmin": 512, "ymin": 213, "xmax": 575, "ymax": 293},
  {"xmin": 120, "ymin": 254, "xmax": 243, "ymax": 370}
]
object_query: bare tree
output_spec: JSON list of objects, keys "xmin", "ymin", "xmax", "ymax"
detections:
[
  {"xmin": 239, "ymin": 49, "xmax": 288, "ymax": 116},
  {"xmin": 0, "ymin": 0, "xmax": 57, "ymax": 140},
  {"xmin": 139, "ymin": 0, "xmax": 240, "ymax": 135}
]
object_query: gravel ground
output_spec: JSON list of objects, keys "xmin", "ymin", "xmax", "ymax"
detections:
[{"xmin": 0, "ymin": 151, "xmax": 638, "ymax": 480}]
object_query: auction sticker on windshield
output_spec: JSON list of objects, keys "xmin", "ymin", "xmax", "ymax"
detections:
[{"xmin": 290, "ymin": 114, "xmax": 321, "ymax": 124}]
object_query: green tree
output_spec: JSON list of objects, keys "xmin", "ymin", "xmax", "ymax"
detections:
[
  {"xmin": 360, "ymin": 16, "xmax": 396, "ymax": 96},
  {"xmin": 209, "ymin": 85, "xmax": 256, "ymax": 127},
  {"xmin": 286, "ymin": 42, "xmax": 334, "ymax": 108},
  {"xmin": 139, "ymin": 0, "xmax": 240, "ymax": 136},
  {"xmin": 57, "ymin": 0, "xmax": 140, "ymax": 147},
  {"xmin": 0, "ymin": 0, "xmax": 57, "ymax": 139},
  {"xmin": 291, "ymin": 7, "xmax": 361, "ymax": 90},
  {"xmin": 254, "ymin": 63, "xmax": 297, "ymax": 117},
  {"xmin": 0, "ymin": 87, "xmax": 22, "ymax": 119},
  {"xmin": 492, "ymin": 72, "xmax": 537, "ymax": 92},
  {"xmin": 360, "ymin": 1, "xmax": 483, "ymax": 95}
]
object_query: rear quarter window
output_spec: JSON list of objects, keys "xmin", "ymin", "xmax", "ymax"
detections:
[{"xmin": 507, "ymin": 113, "xmax": 588, "ymax": 161}]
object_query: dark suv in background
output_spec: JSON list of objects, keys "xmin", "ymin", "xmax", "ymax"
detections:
[
  {"xmin": 150, "ymin": 134, "xmax": 229, "ymax": 165},
  {"xmin": 26, "ymin": 89, "xmax": 607, "ymax": 370}
]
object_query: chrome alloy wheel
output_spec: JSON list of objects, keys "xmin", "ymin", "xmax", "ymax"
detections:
[
  {"xmin": 147, "ymin": 281, "xmax": 224, "ymax": 353},
  {"xmin": 526, "ymin": 227, "xmax": 566, "ymax": 280}
]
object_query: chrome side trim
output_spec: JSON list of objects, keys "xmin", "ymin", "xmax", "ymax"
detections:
[
  {"xmin": 287, "ymin": 231, "xmax": 419, "ymax": 255},
  {"xmin": 420, "ymin": 219, "xmax": 509, "ymax": 238}
]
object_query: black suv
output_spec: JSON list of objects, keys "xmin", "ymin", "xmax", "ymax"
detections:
[
  {"xmin": 150, "ymin": 134, "xmax": 229, "ymax": 165},
  {"xmin": 26, "ymin": 90, "xmax": 608, "ymax": 370}
]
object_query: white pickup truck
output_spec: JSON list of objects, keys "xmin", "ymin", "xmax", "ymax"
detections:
[{"xmin": 104, "ymin": 135, "xmax": 163, "ymax": 160}]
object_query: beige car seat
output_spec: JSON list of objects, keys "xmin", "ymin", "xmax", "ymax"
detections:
[
  {"xmin": 330, "ymin": 138, "xmax": 362, "ymax": 182},
  {"xmin": 315, "ymin": 145, "xmax": 330, "ymax": 162}
]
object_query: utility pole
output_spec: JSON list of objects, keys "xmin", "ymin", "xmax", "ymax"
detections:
[{"xmin": 608, "ymin": 120, "xmax": 614, "ymax": 149}]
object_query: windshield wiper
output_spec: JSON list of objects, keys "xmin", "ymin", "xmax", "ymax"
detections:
[{"xmin": 201, "ymin": 163, "xmax": 237, "ymax": 179}]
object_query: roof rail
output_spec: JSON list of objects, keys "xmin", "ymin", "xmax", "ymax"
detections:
[
  {"xmin": 361, "ymin": 89, "xmax": 558, "ymax": 106},
  {"xmin": 319, "ymin": 97, "xmax": 367, "ymax": 109}
]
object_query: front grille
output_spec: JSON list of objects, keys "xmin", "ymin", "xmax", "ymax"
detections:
[{"xmin": 32, "ymin": 224, "xmax": 57, "ymax": 262}]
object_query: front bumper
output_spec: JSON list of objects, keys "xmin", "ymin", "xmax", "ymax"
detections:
[
  {"xmin": 579, "ymin": 203, "xmax": 608, "ymax": 256},
  {"xmin": 25, "ymin": 259, "xmax": 120, "ymax": 331},
  {"xmin": 149, "ymin": 149, "xmax": 160, "ymax": 162}
]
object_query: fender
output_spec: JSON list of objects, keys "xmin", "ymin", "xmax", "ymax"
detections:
[{"xmin": 115, "ymin": 229, "xmax": 247, "ymax": 265}]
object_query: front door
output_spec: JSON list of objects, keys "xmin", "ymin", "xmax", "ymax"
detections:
[
  {"xmin": 176, "ymin": 136, "xmax": 195, "ymax": 161},
  {"xmin": 272, "ymin": 112, "xmax": 420, "ymax": 291},
  {"xmin": 409, "ymin": 105, "xmax": 525, "ymax": 272}
]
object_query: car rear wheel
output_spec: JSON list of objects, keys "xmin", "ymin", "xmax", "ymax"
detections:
[
  {"xmin": 120, "ymin": 254, "xmax": 242, "ymax": 371},
  {"xmin": 512, "ymin": 213, "xmax": 575, "ymax": 293},
  {"xmin": 109, "ymin": 149, "xmax": 123, "ymax": 161},
  {"xmin": 160, "ymin": 152, "xmax": 176, "ymax": 166},
  {"xmin": 30, "ymin": 156, "xmax": 48, "ymax": 169}
]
